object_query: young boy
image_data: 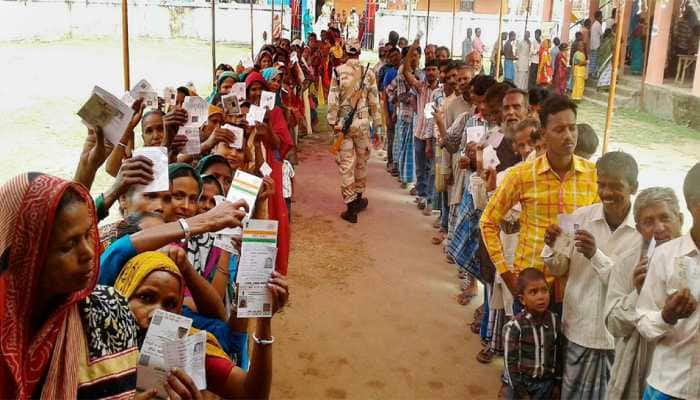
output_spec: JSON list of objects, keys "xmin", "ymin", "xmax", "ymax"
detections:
[
  {"xmin": 504, "ymin": 268, "xmax": 562, "ymax": 400},
  {"xmin": 574, "ymin": 123, "xmax": 599, "ymax": 159},
  {"xmin": 637, "ymin": 162, "xmax": 700, "ymax": 399},
  {"xmin": 543, "ymin": 151, "xmax": 642, "ymax": 399}
]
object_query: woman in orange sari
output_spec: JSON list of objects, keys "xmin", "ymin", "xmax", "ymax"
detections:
[{"xmin": 537, "ymin": 39, "xmax": 553, "ymax": 86}]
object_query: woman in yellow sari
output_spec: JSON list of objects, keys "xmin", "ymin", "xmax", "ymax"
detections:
[
  {"xmin": 115, "ymin": 250, "xmax": 288, "ymax": 399},
  {"xmin": 571, "ymin": 41, "xmax": 588, "ymax": 101}
]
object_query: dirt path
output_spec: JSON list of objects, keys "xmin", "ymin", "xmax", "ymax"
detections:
[{"xmin": 271, "ymin": 128, "xmax": 502, "ymax": 399}]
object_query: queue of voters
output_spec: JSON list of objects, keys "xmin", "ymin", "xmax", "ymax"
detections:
[{"xmin": 1, "ymin": 9, "xmax": 700, "ymax": 400}]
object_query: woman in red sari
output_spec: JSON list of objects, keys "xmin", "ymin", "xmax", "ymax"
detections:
[
  {"xmin": 552, "ymin": 42, "xmax": 570, "ymax": 95},
  {"xmin": 537, "ymin": 38, "xmax": 553, "ymax": 86},
  {"xmin": 245, "ymin": 72, "xmax": 293, "ymax": 275}
]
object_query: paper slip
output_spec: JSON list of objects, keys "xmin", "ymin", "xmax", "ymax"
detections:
[
  {"xmin": 242, "ymin": 56, "xmax": 255, "ymax": 69},
  {"xmin": 232, "ymin": 83, "xmax": 247, "ymax": 102},
  {"xmin": 260, "ymin": 162, "xmax": 272, "ymax": 177},
  {"xmin": 162, "ymin": 330, "xmax": 207, "ymax": 390},
  {"xmin": 423, "ymin": 102, "xmax": 435, "ymax": 120},
  {"xmin": 130, "ymin": 79, "xmax": 158, "ymax": 109},
  {"xmin": 466, "ymin": 125, "xmax": 486, "ymax": 144},
  {"xmin": 222, "ymin": 93, "xmax": 241, "ymax": 116},
  {"xmin": 290, "ymin": 51, "xmax": 299, "ymax": 64},
  {"xmin": 260, "ymin": 91, "xmax": 276, "ymax": 110},
  {"xmin": 136, "ymin": 310, "xmax": 194, "ymax": 398},
  {"xmin": 222, "ymin": 124, "xmax": 244, "ymax": 149},
  {"xmin": 121, "ymin": 91, "xmax": 136, "ymax": 107},
  {"xmin": 646, "ymin": 237, "xmax": 657, "ymax": 261},
  {"xmin": 227, "ymin": 170, "xmax": 264, "ymax": 220},
  {"xmin": 163, "ymin": 87, "xmax": 177, "ymax": 106},
  {"xmin": 78, "ymin": 86, "xmax": 134, "ymax": 145},
  {"xmin": 236, "ymin": 220, "xmax": 279, "ymax": 318},
  {"xmin": 132, "ymin": 147, "xmax": 169, "ymax": 193},
  {"xmin": 213, "ymin": 195, "xmax": 242, "ymax": 236},
  {"xmin": 482, "ymin": 145, "xmax": 501, "ymax": 170},
  {"xmin": 487, "ymin": 130, "xmax": 504, "ymax": 148},
  {"xmin": 214, "ymin": 234, "xmax": 240, "ymax": 255},
  {"xmin": 668, "ymin": 256, "xmax": 700, "ymax": 300},
  {"xmin": 246, "ymin": 104, "xmax": 266, "ymax": 125},
  {"xmin": 179, "ymin": 126, "xmax": 201, "ymax": 155},
  {"xmin": 183, "ymin": 96, "xmax": 208, "ymax": 127},
  {"xmin": 553, "ymin": 214, "xmax": 577, "ymax": 258}
]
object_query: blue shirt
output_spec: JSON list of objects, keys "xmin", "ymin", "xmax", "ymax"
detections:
[{"xmin": 98, "ymin": 235, "xmax": 137, "ymax": 286}]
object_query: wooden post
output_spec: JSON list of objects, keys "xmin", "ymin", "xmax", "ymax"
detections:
[
  {"xmin": 251, "ymin": 0, "xmax": 255, "ymax": 59},
  {"xmin": 271, "ymin": 0, "xmax": 275, "ymax": 43},
  {"xmin": 602, "ymin": 0, "xmax": 626, "ymax": 154},
  {"xmin": 450, "ymin": 0, "xmax": 456, "ymax": 57},
  {"xmin": 639, "ymin": 0, "xmax": 655, "ymax": 107},
  {"xmin": 425, "ymin": 0, "xmax": 431, "ymax": 45},
  {"xmin": 523, "ymin": 0, "xmax": 531, "ymax": 39},
  {"xmin": 212, "ymin": 0, "xmax": 217, "ymax": 84},
  {"xmin": 121, "ymin": 0, "xmax": 130, "ymax": 91},
  {"xmin": 495, "ymin": 0, "xmax": 504, "ymax": 80},
  {"xmin": 407, "ymin": 0, "xmax": 413, "ymax": 40}
]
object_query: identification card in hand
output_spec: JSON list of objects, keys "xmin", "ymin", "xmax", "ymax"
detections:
[
  {"xmin": 162, "ymin": 330, "xmax": 207, "ymax": 391},
  {"xmin": 466, "ymin": 125, "xmax": 486, "ymax": 144},
  {"xmin": 222, "ymin": 93, "xmax": 241, "ymax": 116},
  {"xmin": 487, "ymin": 129, "xmax": 504, "ymax": 148},
  {"xmin": 646, "ymin": 237, "xmax": 657, "ymax": 261},
  {"xmin": 232, "ymin": 83, "xmax": 247, "ymax": 102},
  {"xmin": 179, "ymin": 126, "xmax": 201, "ymax": 155},
  {"xmin": 78, "ymin": 86, "xmax": 134, "ymax": 145},
  {"xmin": 136, "ymin": 310, "xmax": 194, "ymax": 398},
  {"xmin": 132, "ymin": 147, "xmax": 169, "ymax": 193},
  {"xmin": 290, "ymin": 51, "xmax": 299, "ymax": 64},
  {"xmin": 668, "ymin": 256, "xmax": 700, "ymax": 300},
  {"xmin": 260, "ymin": 91, "xmax": 276, "ymax": 110},
  {"xmin": 482, "ymin": 145, "xmax": 501, "ymax": 170},
  {"xmin": 260, "ymin": 162, "xmax": 272, "ymax": 177},
  {"xmin": 236, "ymin": 219, "xmax": 278, "ymax": 318},
  {"xmin": 227, "ymin": 170, "xmax": 264, "ymax": 220},
  {"xmin": 221, "ymin": 124, "xmax": 244, "ymax": 149},
  {"xmin": 130, "ymin": 79, "xmax": 158, "ymax": 109},
  {"xmin": 553, "ymin": 214, "xmax": 577, "ymax": 258},
  {"xmin": 183, "ymin": 96, "xmax": 208, "ymax": 127},
  {"xmin": 423, "ymin": 102, "xmax": 435, "ymax": 120},
  {"xmin": 213, "ymin": 195, "xmax": 242, "ymax": 237},
  {"xmin": 163, "ymin": 86, "xmax": 176, "ymax": 107},
  {"xmin": 246, "ymin": 104, "xmax": 266, "ymax": 125}
]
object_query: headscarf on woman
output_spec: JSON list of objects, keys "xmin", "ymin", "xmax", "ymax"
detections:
[
  {"xmin": 114, "ymin": 252, "xmax": 230, "ymax": 361},
  {"xmin": 261, "ymin": 67, "xmax": 281, "ymax": 82},
  {"xmin": 0, "ymin": 174, "xmax": 138, "ymax": 399},
  {"xmin": 208, "ymin": 72, "xmax": 239, "ymax": 104}
]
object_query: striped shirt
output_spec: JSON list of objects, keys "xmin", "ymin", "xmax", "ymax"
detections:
[
  {"xmin": 480, "ymin": 154, "xmax": 598, "ymax": 275},
  {"xmin": 504, "ymin": 310, "xmax": 563, "ymax": 397}
]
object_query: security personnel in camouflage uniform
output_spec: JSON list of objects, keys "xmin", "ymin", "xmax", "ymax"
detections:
[{"xmin": 327, "ymin": 39, "xmax": 383, "ymax": 223}]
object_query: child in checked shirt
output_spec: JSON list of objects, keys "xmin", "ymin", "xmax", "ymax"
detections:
[{"xmin": 503, "ymin": 268, "xmax": 563, "ymax": 400}]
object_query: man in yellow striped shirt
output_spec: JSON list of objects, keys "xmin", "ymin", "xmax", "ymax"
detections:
[{"xmin": 480, "ymin": 95, "xmax": 599, "ymax": 296}]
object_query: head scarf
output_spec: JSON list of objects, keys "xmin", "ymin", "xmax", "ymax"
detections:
[
  {"xmin": 245, "ymin": 71, "xmax": 267, "ymax": 89},
  {"xmin": 168, "ymin": 163, "xmax": 203, "ymax": 194},
  {"xmin": 114, "ymin": 252, "xmax": 230, "ymax": 360},
  {"xmin": 216, "ymin": 71, "xmax": 238, "ymax": 92},
  {"xmin": 208, "ymin": 104, "xmax": 224, "ymax": 118},
  {"xmin": 255, "ymin": 50, "xmax": 273, "ymax": 67},
  {"xmin": 195, "ymin": 154, "xmax": 230, "ymax": 175},
  {"xmin": 114, "ymin": 252, "xmax": 183, "ymax": 300},
  {"xmin": 0, "ymin": 173, "xmax": 99, "ymax": 399},
  {"xmin": 261, "ymin": 67, "xmax": 281, "ymax": 82}
]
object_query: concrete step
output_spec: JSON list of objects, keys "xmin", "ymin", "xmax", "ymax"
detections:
[{"xmin": 583, "ymin": 86, "xmax": 637, "ymax": 109}]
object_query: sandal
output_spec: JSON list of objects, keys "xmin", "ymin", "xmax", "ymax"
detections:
[
  {"xmin": 476, "ymin": 349, "xmax": 494, "ymax": 364},
  {"xmin": 470, "ymin": 320, "xmax": 481, "ymax": 334},
  {"xmin": 457, "ymin": 292, "xmax": 475, "ymax": 306},
  {"xmin": 431, "ymin": 232, "xmax": 444, "ymax": 245}
]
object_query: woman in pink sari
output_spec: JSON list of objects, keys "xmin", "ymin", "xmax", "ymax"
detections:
[{"xmin": 552, "ymin": 42, "xmax": 570, "ymax": 95}]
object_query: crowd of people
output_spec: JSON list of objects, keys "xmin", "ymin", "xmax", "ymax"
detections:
[
  {"xmin": 368, "ymin": 22, "xmax": 700, "ymax": 400},
  {"xmin": 1, "ymin": 9, "xmax": 700, "ymax": 400}
]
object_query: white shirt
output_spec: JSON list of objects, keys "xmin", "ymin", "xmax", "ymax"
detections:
[
  {"xmin": 282, "ymin": 159, "xmax": 294, "ymax": 198},
  {"xmin": 591, "ymin": 20, "xmax": 603, "ymax": 50},
  {"xmin": 516, "ymin": 40, "xmax": 531, "ymax": 70},
  {"xmin": 543, "ymin": 203, "xmax": 642, "ymax": 349},
  {"xmin": 530, "ymin": 40, "xmax": 541, "ymax": 65},
  {"xmin": 637, "ymin": 233, "xmax": 700, "ymax": 399}
]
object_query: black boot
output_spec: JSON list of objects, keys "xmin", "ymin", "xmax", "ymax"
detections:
[
  {"xmin": 356, "ymin": 192, "xmax": 368, "ymax": 212},
  {"xmin": 340, "ymin": 200, "xmax": 358, "ymax": 223}
]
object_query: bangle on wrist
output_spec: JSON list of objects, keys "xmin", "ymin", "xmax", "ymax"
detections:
[
  {"xmin": 252, "ymin": 334, "xmax": 275, "ymax": 346},
  {"xmin": 178, "ymin": 218, "xmax": 192, "ymax": 241}
]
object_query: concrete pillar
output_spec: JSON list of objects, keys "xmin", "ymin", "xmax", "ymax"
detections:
[
  {"xmin": 645, "ymin": 0, "xmax": 675, "ymax": 86},
  {"xmin": 589, "ymin": 0, "xmax": 599, "ymax": 21},
  {"xmin": 693, "ymin": 37, "xmax": 700, "ymax": 96},
  {"xmin": 542, "ymin": 0, "xmax": 552, "ymax": 22},
  {"xmin": 561, "ymin": 0, "xmax": 572, "ymax": 43}
]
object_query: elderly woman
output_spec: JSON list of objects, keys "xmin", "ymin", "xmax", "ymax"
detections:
[
  {"xmin": 115, "ymin": 251, "xmax": 288, "ymax": 399},
  {"xmin": 0, "ymin": 173, "xmax": 207, "ymax": 399},
  {"xmin": 605, "ymin": 187, "xmax": 684, "ymax": 400}
]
